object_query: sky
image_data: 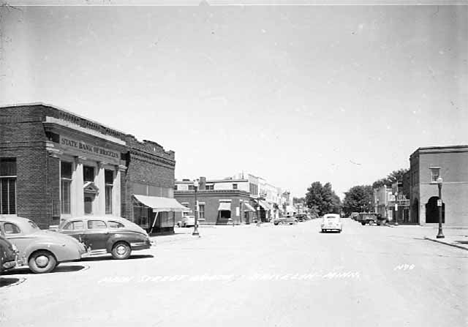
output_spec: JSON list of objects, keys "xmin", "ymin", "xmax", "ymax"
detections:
[{"xmin": 1, "ymin": 1, "xmax": 467, "ymax": 199}]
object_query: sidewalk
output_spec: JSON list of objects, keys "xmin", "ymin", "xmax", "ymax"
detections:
[
  {"xmin": 424, "ymin": 234, "xmax": 468, "ymax": 251},
  {"xmin": 383, "ymin": 223, "xmax": 468, "ymax": 251}
]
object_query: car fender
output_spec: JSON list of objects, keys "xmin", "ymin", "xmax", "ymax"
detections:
[
  {"xmin": 18, "ymin": 241, "xmax": 70, "ymax": 265},
  {"xmin": 106, "ymin": 233, "xmax": 143, "ymax": 252}
]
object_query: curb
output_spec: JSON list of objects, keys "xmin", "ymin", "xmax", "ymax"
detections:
[{"xmin": 424, "ymin": 237, "xmax": 468, "ymax": 251}]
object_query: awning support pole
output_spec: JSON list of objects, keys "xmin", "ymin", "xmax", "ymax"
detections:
[{"xmin": 149, "ymin": 211, "xmax": 159, "ymax": 234}]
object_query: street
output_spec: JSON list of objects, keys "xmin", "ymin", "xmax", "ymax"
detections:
[{"xmin": 1, "ymin": 219, "xmax": 467, "ymax": 327}]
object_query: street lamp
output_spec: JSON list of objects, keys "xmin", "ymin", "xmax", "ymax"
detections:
[
  {"xmin": 394, "ymin": 191, "xmax": 398, "ymax": 226},
  {"xmin": 192, "ymin": 179, "xmax": 200, "ymax": 237},
  {"xmin": 436, "ymin": 177, "xmax": 444, "ymax": 239}
]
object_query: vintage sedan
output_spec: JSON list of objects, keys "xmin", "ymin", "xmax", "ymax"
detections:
[
  {"xmin": 321, "ymin": 214, "xmax": 343, "ymax": 233},
  {"xmin": 273, "ymin": 216, "xmax": 298, "ymax": 225},
  {"xmin": 177, "ymin": 215, "xmax": 195, "ymax": 228},
  {"xmin": 0, "ymin": 233, "xmax": 17, "ymax": 274},
  {"xmin": 58, "ymin": 216, "xmax": 152, "ymax": 260},
  {"xmin": 0, "ymin": 217, "xmax": 87, "ymax": 274}
]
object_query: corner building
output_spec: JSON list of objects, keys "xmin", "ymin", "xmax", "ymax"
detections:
[{"xmin": 0, "ymin": 103, "xmax": 180, "ymax": 233}]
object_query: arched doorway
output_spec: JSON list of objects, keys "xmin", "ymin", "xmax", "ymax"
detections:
[{"xmin": 425, "ymin": 196, "xmax": 445, "ymax": 223}]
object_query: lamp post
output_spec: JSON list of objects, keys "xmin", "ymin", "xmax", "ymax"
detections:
[
  {"xmin": 192, "ymin": 179, "xmax": 200, "ymax": 237},
  {"xmin": 436, "ymin": 177, "xmax": 444, "ymax": 239},
  {"xmin": 394, "ymin": 192, "xmax": 398, "ymax": 226}
]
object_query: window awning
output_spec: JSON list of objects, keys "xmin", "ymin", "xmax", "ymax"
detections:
[
  {"xmin": 243, "ymin": 203, "xmax": 255, "ymax": 211},
  {"xmin": 133, "ymin": 195, "xmax": 188, "ymax": 212},
  {"xmin": 259, "ymin": 200, "xmax": 272, "ymax": 210},
  {"xmin": 218, "ymin": 202, "xmax": 231, "ymax": 211}
]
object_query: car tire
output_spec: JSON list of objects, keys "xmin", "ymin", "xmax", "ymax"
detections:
[
  {"xmin": 28, "ymin": 250, "xmax": 57, "ymax": 274},
  {"xmin": 111, "ymin": 242, "xmax": 132, "ymax": 260},
  {"xmin": 361, "ymin": 222, "xmax": 366, "ymax": 226}
]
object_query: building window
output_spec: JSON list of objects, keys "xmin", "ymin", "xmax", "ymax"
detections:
[
  {"xmin": 105, "ymin": 169, "xmax": 114, "ymax": 214},
  {"xmin": 233, "ymin": 184, "xmax": 238, "ymax": 190},
  {"xmin": 174, "ymin": 185, "xmax": 178, "ymax": 190},
  {"xmin": 83, "ymin": 166, "xmax": 95, "ymax": 182},
  {"xmin": 188, "ymin": 185, "xmax": 195, "ymax": 191},
  {"xmin": 430, "ymin": 167, "xmax": 441, "ymax": 183},
  {"xmin": 61, "ymin": 161, "xmax": 73, "ymax": 214},
  {"xmin": 199, "ymin": 204, "xmax": 205, "ymax": 219},
  {"xmin": 133, "ymin": 205, "xmax": 150, "ymax": 229},
  {"xmin": 0, "ymin": 158, "xmax": 17, "ymax": 215},
  {"xmin": 205, "ymin": 184, "xmax": 214, "ymax": 190}
]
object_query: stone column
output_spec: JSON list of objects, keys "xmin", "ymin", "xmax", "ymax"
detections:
[
  {"xmin": 114, "ymin": 165, "xmax": 127, "ymax": 217},
  {"xmin": 73, "ymin": 156, "xmax": 86, "ymax": 217},
  {"xmin": 96, "ymin": 162, "xmax": 106, "ymax": 215}
]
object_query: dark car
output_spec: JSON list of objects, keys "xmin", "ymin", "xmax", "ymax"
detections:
[
  {"xmin": 0, "ymin": 233, "xmax": 17, "ymax": 274},
  {"xmin": 273, "ymin": 216, "xmax": 298, "ymax": 225},
  {"xmin": 295, "ymin": 214, "xmax": 308, "ymax": 222},
  {"xmin": 58, "ymin": 216, "xmax": 153, "ymax": 260},
  {"xmin": 358, "ymin": 213, "xmax": 379, "ymax": 225}
]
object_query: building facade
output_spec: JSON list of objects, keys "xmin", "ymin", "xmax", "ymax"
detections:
[
  {"xmin": 374, "ymin": 183, "xmax": 410, "ymax": 223},
  {"xmin": 0, "ymin": 103, "xmax": 183, "ymax": 233},
  {"xmin": 409, "ymin": 145, "xmax": 468, "ymax": 226},
  {"xmin": 174, "ymin": 173, "xmax": 285, "ymax": 225}
]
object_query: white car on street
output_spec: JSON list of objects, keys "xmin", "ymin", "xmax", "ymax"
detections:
[
  {"xmin": 321, "ymin": 214, "xmax": 343, "ymax": 233},
  {"xmin": 177, "ymin": 215, "xmax": 195, "ymax": 228}
]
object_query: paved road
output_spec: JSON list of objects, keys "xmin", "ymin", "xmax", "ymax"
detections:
[{"xmin": 1, "ymin": 219, "xmax": 467, "ymax": 327}]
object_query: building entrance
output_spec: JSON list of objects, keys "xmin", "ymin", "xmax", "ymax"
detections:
[{"xmin": 425, "ymin": 196, "xmax": 445, "ymax": 223}]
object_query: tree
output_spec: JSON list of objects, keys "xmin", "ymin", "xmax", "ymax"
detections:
[
  {"xmin": 372, "ymin": 169, "xmax": 409, "ymax": 189},
  {"xmin": 305, "ymin": 182, "xmax": 341, "ymax": 216},
  {"xmin": 293, "ymin": 197, "xmax": 305, "ymax": 205},
  {"xmin": 342, "ymin": 185, "xmax": 373, "ymax": 215}
]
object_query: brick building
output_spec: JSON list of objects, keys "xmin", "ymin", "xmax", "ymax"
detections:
[
  {"xmin": 409, "ymin": 145, "xmax": 468, "ymax": 226},
  {"xmin": 174, "ymin": 177, "xmax": 261, "ymax": 225},
  {"xmin": 0, "ymin": 103, "xmax": 185, "ymax": 233}
]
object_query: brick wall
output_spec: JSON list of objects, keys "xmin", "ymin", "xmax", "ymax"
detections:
[
  {"xmin": 175, "ymin": 190, "xmax": 252, "ymax": 225},
  {"xmin": 0, "ymin": 105, "xmax": 51, "ymax": 227}
]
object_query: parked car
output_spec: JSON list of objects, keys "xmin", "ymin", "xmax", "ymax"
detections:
[
  {"xmin": 350, "ymin": 212, "xmax": 360, "ymax": 220},
  {"xmin": 177, "ymin": 215, "xmax": 195, "ymax": 228},
  {"xmin": 58, "ymin": 216, "xmax": 152, "ymax": 260},
  {"xmin": 273, "ymin": 216, "xmax": 298, "ymax": 225},
  {"xmin": 321, "ymin": 214, "xmax": 343, "ymax": 233},
  {"xmin": 0, "ymin": 217, "xmax": 87, "ymax": 273},
  {"xmin": 357, "ymin": 213, "xmax": 379, "ymax": 225},
  {"xmin": 295, "ymin": 214, "xmax": 308, "ymax": 222},
  {"xmin": 0, "ymin": 232, "xmax": 17, "ymax": 274}
]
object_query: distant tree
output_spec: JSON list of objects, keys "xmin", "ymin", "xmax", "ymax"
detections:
[
  {"xmin": 372, "ymin": 169, "xmax": 409, "ymax": 189},
  {"xmin": 293, "ymin": 197, "xmax": 305, "ymax": 205},
  {"xmin": 305, "ymin": 182, "xmax": 341, "ymax": 216},
  {"xmin": 342, "ymin": 185, "xmax": 373, "ymax": 215}
]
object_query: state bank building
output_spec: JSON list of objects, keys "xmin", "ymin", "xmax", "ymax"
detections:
[{"xmin": 0, "ymin": 103, "xmax": 186, "ymax": 233}]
